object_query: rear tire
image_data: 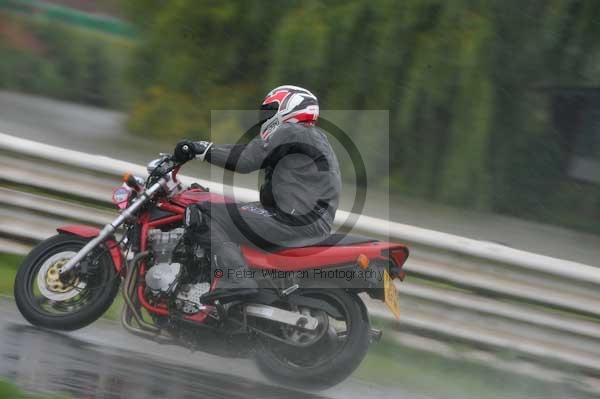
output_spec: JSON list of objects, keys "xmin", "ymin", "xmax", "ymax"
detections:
[
  {"xmin": 254, "ymin": 289, "xmax": 370, "ymax": 390},
  {"xmin": 14, "ymin": 234, "xmax": 120, "ymax": 331}
]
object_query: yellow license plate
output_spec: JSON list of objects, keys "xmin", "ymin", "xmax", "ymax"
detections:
[{"xmin": 383, "ymin": 270, "xmax": 401, "ymax": 320}]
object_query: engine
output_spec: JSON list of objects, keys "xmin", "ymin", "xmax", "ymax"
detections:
[
  {"xmin": 145, "ymin": 228, "xmax": 211, "ymax": 314},
  {"xmin": 145, "ymin": 228, "xmax": 184, "ymax": 294}
]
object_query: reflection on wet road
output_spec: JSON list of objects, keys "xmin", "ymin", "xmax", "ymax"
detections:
[
  {"xmin": 0, "ymin": 297, "xmax": 411, "ymax": 399},
  {"xmin": 0, "ymin": 322, "xmax": 326, "ymax": 399}
]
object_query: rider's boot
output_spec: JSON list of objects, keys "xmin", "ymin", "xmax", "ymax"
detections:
[{"xmin": 201, "ymin": 242, "xmax": 258, "ymax": 304}]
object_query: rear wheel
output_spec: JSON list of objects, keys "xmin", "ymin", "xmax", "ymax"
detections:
[
  {"xmin": 14, "ymin": 234, "xmax": 121, "ymax": 331},
  {"xmin": 254, "ymin": 289, "xmax": 370, "ymax": 390}
]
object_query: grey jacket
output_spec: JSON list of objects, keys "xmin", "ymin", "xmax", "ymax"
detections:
[{"xmin": 206, "ymin": 123, "xmax": 341, "ymax": 226}]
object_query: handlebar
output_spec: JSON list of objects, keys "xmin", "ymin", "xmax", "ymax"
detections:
[{"xmin": 145, "ymin": 154, "xmax": 187, "ymax": 188}]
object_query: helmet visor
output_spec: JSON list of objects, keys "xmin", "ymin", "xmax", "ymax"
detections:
[{"xmin": 259, "ymin": 102, "xmax": 279, "ymax": 124}]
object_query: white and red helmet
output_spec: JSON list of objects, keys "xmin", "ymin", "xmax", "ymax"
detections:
[{"xmin": 259, "ymin": 85, "xmax": 319, "ymax": 140}]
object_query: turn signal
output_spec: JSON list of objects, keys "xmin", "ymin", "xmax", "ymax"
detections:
[
  {"xmin": 357, "ymin": 254, "xmax": 370, "ymax": 270},
  {"xmin": 123, "ymin": 173, "xmax": 139, "ymax": 189}
]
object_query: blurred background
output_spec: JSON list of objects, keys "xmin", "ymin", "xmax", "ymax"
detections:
[{"xmin": 0, "ymin": 1, "xmax": 600, "ymax": 398}]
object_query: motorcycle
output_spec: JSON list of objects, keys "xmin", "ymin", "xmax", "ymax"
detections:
[{"xmin": 13, "ymin": 153, "xmax": 408, "ymax": 389}]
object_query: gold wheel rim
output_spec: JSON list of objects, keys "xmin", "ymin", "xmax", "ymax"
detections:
[{"xmin": 44, "ymin": 260, "xmax": 80, "ymax": 294}]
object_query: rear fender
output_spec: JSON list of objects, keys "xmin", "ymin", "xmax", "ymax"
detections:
[{"xmin": 57, "ymin": 225, "xmax": 124, "ymax": 274}]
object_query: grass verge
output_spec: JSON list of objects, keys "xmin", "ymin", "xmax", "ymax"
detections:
[
  {"xmin": 0, "ymin": 379, "xmax": 66, "ymax": 399},
  {"xmin": 0, "ymin": 253, "xmax": 21, "ymax": 296},
  {"xmin": 355, "ymin": 333, "xmax": 594, "ymax": 399},
  {"xmin": 354, "ymin": 318, "xmax": 597, "ymax": 399}
]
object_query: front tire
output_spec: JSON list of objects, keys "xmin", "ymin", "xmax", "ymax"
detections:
[
  {"xmin": 254, "ymin": 289, "xmax": 370, "ymax": 390},
  {"xmin": 14, "ymin": 234, "xmax": 120, "ymax": 331}
]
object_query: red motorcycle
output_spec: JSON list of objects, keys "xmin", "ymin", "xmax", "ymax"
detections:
[{"xmin": 14, "ymin": 154, "xmax": 408, "ymax": 389}]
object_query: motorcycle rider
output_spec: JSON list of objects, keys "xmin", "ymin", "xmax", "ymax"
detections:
[{"xmin": 173, "ymin": 85, "xmax": 341, "ymax": 303}]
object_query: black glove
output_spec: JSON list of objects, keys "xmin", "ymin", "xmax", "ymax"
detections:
[{"xmin": 173, "ymin": 140, "xmax": 213, "ymax": 162}]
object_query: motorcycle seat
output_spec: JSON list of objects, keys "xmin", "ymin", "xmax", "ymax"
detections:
[
  {"xmin": 260, "ymin": 233, "xmax": 378, "ymax": 252},
  {"xmin": 242, "ymin": 234, "xmax": 402, "ymax": 270}
]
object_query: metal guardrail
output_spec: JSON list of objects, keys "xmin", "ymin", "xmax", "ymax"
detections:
[
  {"xmin": 1, "ymin": 132, "xmax": 600, "ymax": 389},
  {"xmin": 1, "ymin": 133, "xmax": 596, "ymax": 279}
]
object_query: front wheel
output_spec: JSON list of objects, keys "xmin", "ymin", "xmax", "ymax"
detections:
[
  {"xmin": 14, "ymin": 234, "xmax": 120, "ymax": 331},
  {"xmin": 254, "ymin": 289, "xmax": 370, "ymax": 390}
]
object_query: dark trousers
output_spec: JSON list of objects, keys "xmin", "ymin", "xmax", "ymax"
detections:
[{"xmin": 195, "ymin": 202, "xmax": 332, "ymax": 274}]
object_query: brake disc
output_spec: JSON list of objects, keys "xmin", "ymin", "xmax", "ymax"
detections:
[{"xmin": 36, "ymin": 251, "xmax": 87, "ymax": 301}]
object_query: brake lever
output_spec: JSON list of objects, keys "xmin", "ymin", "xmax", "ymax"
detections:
[{"xmin": 144, "ymin": 153, "xmax": 187, "ymax": 189}]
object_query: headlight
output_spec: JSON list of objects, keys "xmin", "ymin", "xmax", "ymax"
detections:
[{"xmin": 112, "ymin": 186, "xmax": 133, "ymax": 209}]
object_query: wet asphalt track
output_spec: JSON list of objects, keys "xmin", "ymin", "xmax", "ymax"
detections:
[
  {"xmin": 0, "ymin": 298, "xmax": 410, "ymax": 399},
  {"xmin": 0, "ymin": 325, "xmax": 326, "ymax": 399}
]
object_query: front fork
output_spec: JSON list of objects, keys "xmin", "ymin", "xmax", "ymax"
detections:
[{"xmin": 58, "ymin": 179, "xmax": 165, "ymax": 275}]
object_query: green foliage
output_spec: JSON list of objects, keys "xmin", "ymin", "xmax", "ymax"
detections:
[
  {"xmin": 0, "ymin": 13, "xmax": 134, "ymax": 108},
  {"xmin": 2, "ymin": 1, "xmax": 599, "ymax": 232},
  {"xmin": 127, "ymin": 86, "xmax": 206, "ymax": 139},
  {"xmin": 124, "ymin": 0, "xmax": 292, "ymax": 138},
  {"xmin": 84, "ymin": 1, "xmax": 600, "ymax": 232},
  {"xmin": 121, "ymin": 0, "xmax": 600, "ymax": 232},
  {"xmin": 0, "ymin": 0, "xmax": 134, "ymax": 36}
]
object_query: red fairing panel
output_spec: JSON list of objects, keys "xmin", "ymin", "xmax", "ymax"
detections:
[
  {"xmin": 56, "ymin": 225, "xmax": 124, "ymax": 273},
  {"xmin": 170, "ymin": 189, "xmax": 234, "ymax": 207},
  {"xmin": 242, "ymin": 242, "xmax": 408, "ymax": 271}
]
